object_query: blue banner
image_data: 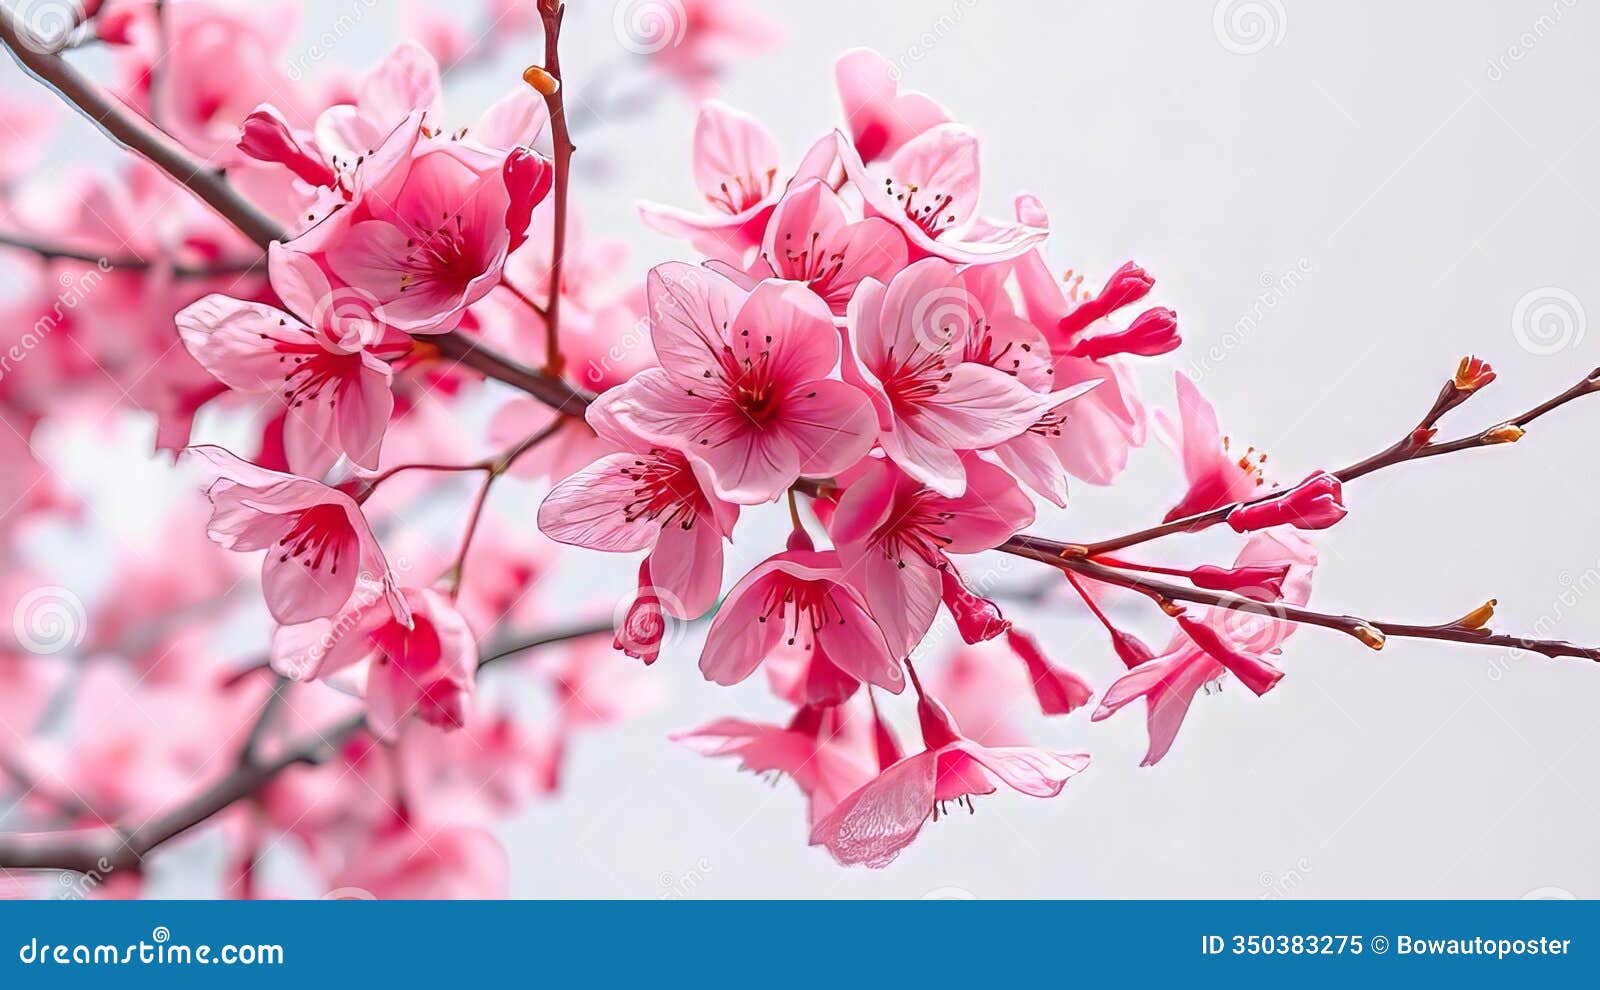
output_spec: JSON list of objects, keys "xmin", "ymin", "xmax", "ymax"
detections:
[{"xmin": 1, "ymin": 900, "xmax": 1591, "ymax": 986}]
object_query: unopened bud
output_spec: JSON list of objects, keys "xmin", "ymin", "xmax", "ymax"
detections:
[
  {"xmin": 1352, "ymin": 623, "xmax": 1386, "ymax": 650},
  {"xmin": 1482, "ymin": 423, "xmax": 1525, "ymax": 444},
  {"xmin": 523, "ymin": 65, "xmax": 561, "ymax": 96},
  {"xmin": 1453, "ymin": 355, "xmax": 1496, "ymax": 393},
  {"xmin": 1454, "ymin": 599, "xmax": 1496, "ymax": 631}
]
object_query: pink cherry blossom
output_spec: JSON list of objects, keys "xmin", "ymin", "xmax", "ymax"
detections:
[
  {"xmin": 835, "ymin": 124, "xmax": 1047, "ymax": 264},
  {"xmin": 810, "ymin": 690, "xmax": 1089, "ymax": 867},
  {"xmin": 828, "ymin": 454, "xmax": 1034, "ymax": 657},
  {"xmin": 177, "ymin": 249, "xmax": 412, "ymax": 478},
  {"xmin": 1160, "ymin": 371, "xmax": 1267, "ymax": 522},
  {"xmin": 1091, "ymin": 531, "xmax": 1318, "ymax": 765},
  {"xmin": 331, "ymin": 823, "xmax": 508, "ymax": 899},
  {"xmin": 590, "ymin": 262, "xmax": 877, "ymax": 504},
  {"xmin": 700, "ymin": 550, "xmax": 904, "ymax": 698},
  {"xmin": 634, "ymin": 0, "xmax": 782, "ymax": 96},
  {"xmin": 537, "ymin": 405, "xmax": 738, "ymax": 619},
  {"xmin": 742, "ymin": 178, "xmax": 909, "ymax": 315},
  {"xmin": 845, "ymin": 257, "xmax": 1091, "ymax": 496},
  {"xmin": 189, "ymin": 446, "xmax": 409, "ymax": 627},
  {"xmin": 834, "ymin": 48, "xmax": 950, "ymax": 163}
]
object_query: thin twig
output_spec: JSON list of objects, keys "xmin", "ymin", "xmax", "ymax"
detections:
[
  {"xmin": 535, "ymin": 0, "xmax": 574, "ymax": 376},
  {"xmin": 0, "ymin": 231, "xmax": 262, "ymax": 278}
]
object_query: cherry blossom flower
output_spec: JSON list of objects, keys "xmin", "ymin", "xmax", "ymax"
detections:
[
  {"xmin": 1159, "ymin": 371, "xmax": 1267, "ymax": 522},
  {"xmin": 537, "ymin": 402, "xmax": 738, "ymax": 619},
  {"xmin": 177, "ymin": 249, "xmax": 412, "ymax": 478},
  {"xmin": 835, "ymin": 123, "xmax": 1047, "ymax": 264},
  {"xmin": 331, "ymin": 823, "xmax": 508, "ymax": 899},
  {"xmin": 189, "ymin": 446, "xmax": 409, "ymax": 627},
  {"xmin": 834, "ymin": 48, "xmax": 949, "ymax": 163},
  {"xmin": 590, "ymin": 262, "xmax": 877, "ymax": 504},
  {"xmin": 845, "ymin": 257, "xmax": 1093, "ymax": 496},
  {"xmin": 699, "ymin": 550, "xmax": 904, "ymax": 698},
  {"xmin": 810, "ymin": 690, "xmax": 1089, "ymax": 867},
  {"xmin": 1091, "ymin": 531, "xmax": 1318, "ymax": 765},
  {"xmin": 828, "ymin": 454, "xmax": 1034, "ymax": 657}
]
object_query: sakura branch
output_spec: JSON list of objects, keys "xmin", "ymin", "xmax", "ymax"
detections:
[{"xmin": 0, "ymin": 0, "xmax": 1594, "ymax": 889}]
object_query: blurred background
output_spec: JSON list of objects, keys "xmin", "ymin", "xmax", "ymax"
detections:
[{"xmin": 7, "ymin": 0, "xmax": 1600, "ymax": 897}]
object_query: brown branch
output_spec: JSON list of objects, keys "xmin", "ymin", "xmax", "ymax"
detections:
[
  {"xmin": 0, "ymin": 619, "xmax": 616, "ymax": 873},
  {"xmin": 0, "ymin": 231, "xmax": 262, "ymax": 278},
  {"xmin": 534, "ymin": 0, "xmax": 575, "ymax": 376}
]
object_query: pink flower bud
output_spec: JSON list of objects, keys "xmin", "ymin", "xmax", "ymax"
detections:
[
  {"xmin": 615, "ymin": 560, "xmax": 664, "ymax": 665},
  {"xmin": 1189, "ymin": 563, "xmax": 1291, "ymax": 599},
  {"xmin": 1226, "ymin": 471, "xmax": 1347, "ymax": 533},
  {"xmin": 939, "ymin": 567, "xmax": 1009, "ymax": 644},
  {"xmin": 1057, "ymin": 261, "xmax": 1154, "ymax": 338},
  {"xmin": 1068, "ymin": 306, "xmax": 1180, "ymax": 360},
  {"xmin": 503, "ymin": 147, "xmax": 554, "ymax": 252},
  {"xmin": 1006, "ymin": 628, "xmax": 1094, "ymax": 715},
  {"xmin": 238, "ymin": 107, "xmax": 335, "ymax": 188}
]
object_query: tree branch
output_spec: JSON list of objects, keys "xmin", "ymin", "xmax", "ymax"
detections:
[
  {"xmin": 534, "ymin": 0, "xmax": 574, "ymax": 376},
  {"xmin": 0, "ymin": 231, "xmax": 262, "ymax": 278}
]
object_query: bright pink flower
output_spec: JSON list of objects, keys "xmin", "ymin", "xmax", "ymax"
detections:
[
  {"xmin": 810, "ymin": 691, "xmax": 1089, "ymax": 867},
  {"xmin": 834, "ymin": 48, "xmax": 950, "ymax": 163},
  {"xmin": 700, "ymin": 550, "xmax": 904, "ymax": 697},
  {"xmin": 1005, "ymin": 628, "xmax": 1095, "ymax": 716},
  {"xmin": 835, "ymin": 125, "xmax": 1047, "ymax": 264},
  {"xmin": 747, "ymin": 178, "xmax": 908, "ymax": 315},
  {"xmin": 177, "ymin": 249, "xmax": 412, "ymax": 478},
  {"xmin": 940, "ymin": 566, "xmax": 1011, "ymax": 644},
  {"xmin": 1160, "ymin": 372, "xmax": 1266, "ymax": 522},
  {"xmin": 672, "ymin": 703, "xmax": 878, "ymax": 825},
  {"xmin": 1054, "ymin": 260, "xmax": 1154, "ymax": 341},
  {"xmin": 284, "ymin": 112, "xmax": 552, "ymax": 334},
  {"xmin": 273, "ymin": 587, "xmax": 476, "ymax": 740},
  {"xmin": 591, "ymin": 263, "xmax": 877, "ymax": 504},
  {"xmin": 1067, "ymin": 305, "xmax": 1181, "ymax": 360},
  {"xmin": 189, "ymin": 446, "xmax": 409, "ymax": 627},
  {"xmin": 638, "ymin": 101, "xmax": 828, "ymax": 266},
  {"xmin": 829, "ymin": 455, "xmax": 1033, "ymax": 656},
  {"xmin": 537, "ymin": 407, "xmax": 738, "ymax": 619},
  {"xmin": 846, "ymin": 258, "xmax": 1085, "ymax": 496},
  {"xmin": 1227, "ymin": 471, "xmax": 1348, "ymax": 532},
  {"xmin": 1091, "ymin": 531, "xmax": 1318, "ymax": 765}
]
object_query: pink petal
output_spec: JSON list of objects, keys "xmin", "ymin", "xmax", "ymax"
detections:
[
  {"xmin": 808, "ymin": 751, "xmax": 938, "ymax": 868},
  {"xmin": 691, "ymin": 100, "xmax": 780, "ymax": 208},
  {"xmin": 945, "ymin": 741, "xmax": 1089, "ymax": 797},
  {"xmin": 536, "ymin": 452, "xmax": 663, "ymax": 552},
  {"xmin": 777, "ymin": 379, "xmax": 877, "ymax": 478},
  {"xmin": 699, "ymin": 569, "xmax": 786, "ymax": 686},
  {"xmin": 647, "ymin": 516, "xmax": 725, "ymax": 619},
  {"xmin": 176, "ymin": 296, "xmax": 309, "ymax": 392}
]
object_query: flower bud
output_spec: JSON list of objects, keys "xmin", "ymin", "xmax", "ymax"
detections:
[
  {"xmin": 522, "ymin": 65, "xmax": 561, "ymax": 96},
  {"xmin": 503, "ymin": 147, "xmax": 555, "ymax": 252},
  {"xmin": 1482, "ymin": 423, "xmax": 1525, "ymax": 444},
  {"xmin": 1067, "ymin": 306, "xmax": 1180, "ymax": 360},
  {"xmin": 1189, "ymin": 563, "xmax": 1291, "ymax": 599},
  {"xmin": 1226, "ymin": 471, "xmax": 1347, "ymax": 533},
  {"xmin": 1453, "ymin": 355, "xmax": 1496, "ymax": 393},
  {"xmin": 615, "ymin": 560, "xmax": 664, "ymax": 664},
  {"xmin": 1056, "ymin": 261, "xmax": 1154, "ymax": 339},
  {"xmin": 238, "ymin": 106, "xmax": 336, "ymax": 188},
  {"xmin": 939, "ymin": 567, "xmax": 1009, "ymax": 644}
]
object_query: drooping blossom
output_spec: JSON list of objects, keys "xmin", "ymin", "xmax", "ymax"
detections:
[
  {"xmin": 834, "ymin": 123, "xmax": 1048, "ymax": 264},
  {"xmin": 537, "ymin": 406, "xmax": 738, "ymax": 620},
  {"xmin": 177, "ymin": 248, "xmax": 412, "ymax": 478},
  {"xmin": 845, "ymin": 257, "xmax": 1093, "ymax": 496},
  {"xmin": 590, "ymin": 262, "xmax": 877, "ymax": 504},
  {"xmin": 828, "ymin": 454, "xmax": 1034, "ymax": 656},
  {"xmin": 189, "ymin": 446, "xmax": 409, "ymax": 627},
  {"xmin": 272, "ymin": 586, "xmax": 476, "ymax": 740},
  {"xmin": 834, "ymin": 48, "xmax": 949, "ymax": 163},
  {"xmin": 699, "ymin": 550, "xmax": 904, "ymax": 700},
  {"xmin": 810, "ymin": 689, "xmax": 1089, "ymax": 867},
  {"xmin": 1159, "ymin": 371, "xmax": 1267, "ymax": 522},
  {"xmin": 1227, "ymin": 471, "xmax": 1347, "ymax": 532},
  {"xmin": 1091, "ymin": 531, "xmax": 1318, "ymax": 765},
  {"xmin": 638, "ymin": 101, "xmax": 830, "ymax": 267}
]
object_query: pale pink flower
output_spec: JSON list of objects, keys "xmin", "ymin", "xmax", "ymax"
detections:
[
  {"xmin": 638, "ymin": 101, "xmax": 831, "ymax": 266},
  {"xmin": 834, "ymin": 48, "xmax": 950, "ymax": 163},
  {"xmin": 835, "ymin": 124, "xmax": 1047, "ymax": 264},
  {"xmin": 672, "ymin": 703, "xmax": 878, "ymax": 826},
  {"xmin": 700, "ymin": 550, "xmax": 904, "ymax": 697},
  {"xmin": 829, "ymin": 454, "xmax": 1033, "ymax": 657},
  {"xmin": 590, "ymin": 263, "xmax": 877, "ymax": 504},
  {"xmin": 1091, "ymin": 531, "xmax": 1318, "ymax": 765},
  {"xmin": 845, "ymin": 258, "xmax": 1090, "ymax": 496},
  {"xmin": 177, "ymin": 249, "xmax": 412, "ymax": 478},
  {"xmin": 537, "ymin": 403, "xmax": 738, "ymax": 620},
  {"xmin": 636, "ymin": 0, "xmax": 782, "ymax": 96},
  {"xmin": 331, "ymin": 823, "xmax": 508, "ymax": 899},
  {"xmin": 810, "ymin": 690, "xmax": 1089, "ymax": 868},
  {"xmin": 189, "ymin": 446, "xmax": 409, "ymax": 627},
  {"xmin": 1160, "ymin": 372, "xmax": 1267, "ymax": 522}
]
